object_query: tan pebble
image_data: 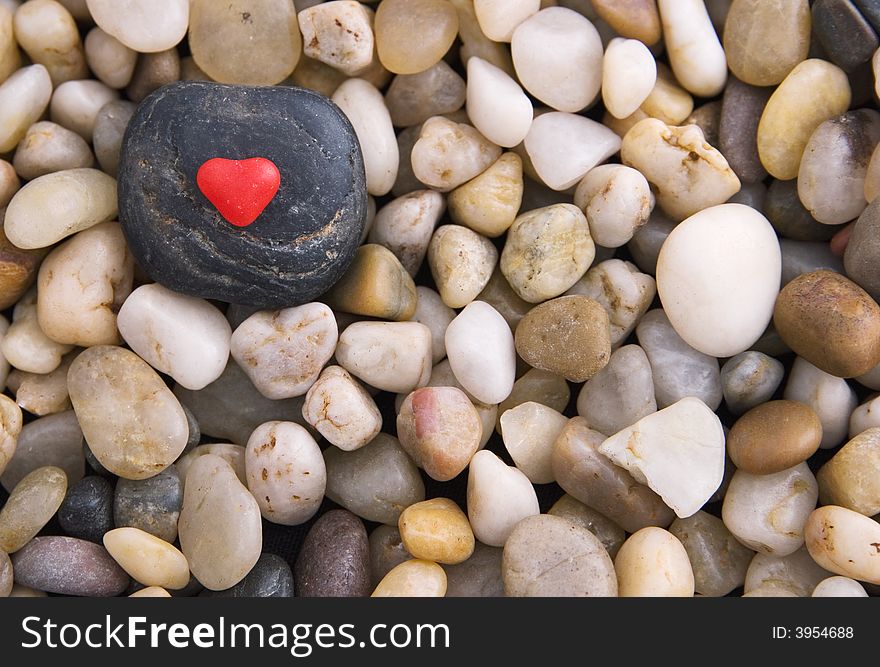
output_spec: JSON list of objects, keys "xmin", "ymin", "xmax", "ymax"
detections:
[
  {"xmin": 818, "ymin": 427, "xmax": 880, "ymax": 516},
  {"xmin": 412, "ymin": 116, "xmax": 501, "ymax": 192},
  {"xmin": 0, "ymin": 65, "xmax": 53, "ymax": 154},
  {"xmin": 374, "ymin": 0, "xmax": 458, "ymax": 75},
  {"xmin": 657, "ymin": 0, "xmax": 726, "ymax": 97},
  {"xmin": 176, "ymin": 443, "xmax": 246, "ymax": 492},
  {"xmin": 103, "ymin": 527, "xmax": 190, "ymax": 590},
  {"xmin": 0, "ymin": 5, "xmax": 20, "ymax": 85},
  {"xmin": 500, "ymin": 401, "xmax": 567, "ymax": 484},
  {"xmin": 322, "ymin": 244, "xmax": 416, "ymax": 321},
  {"xmin": 86, "ymin": 0, "xmax": 188, "ymax": 53},
  {"xmin": 14, "ymin": 0, "xmax": 87, "ymax": 86},
  {"xmin": 0, "ymin": 226, "xmax": 44, "ymax": 313},
  {"xmin": 126, "ymin": 49, "xmax": 180, "ymax": 104},
  {"xmin": 473, "ymin": 0, "xmax": 539, "ymax": 42},
  {"xmin": 84, "ymin": 27, "xmax": 137, "ymax": 89},
  {"xmin": 8, "ymin": 350, "xmax": 75, "ymax": 417},
  {"xmin": 757, "ymin": 59, "xmax": 851, "ymax": 180},
  {"xmin": 129, "ymin": 586, "xmax": 171, "ymax": 598},
  {"xmin": 575, "ymin": 165, "xmax": 654, "ymax": 249},
  {"xmin": 302, "ymin": 365, "xmax": 381, "ymax": 452},
  {"xmin": 515, "ymin": 295, "xmax": 610, "ymax": 383},
  {"xmin": 615, "ymin": 527, "xmax": 695, "ymax": 597},
  {"xmin": 398, "ymin": 498, "xmax": 474, "ymax": 565},
  {"xmin": 290, "ymin": 55, "xmax": 345, "ymax": 97},
  {"xmin": 1, "ymin": 289, "xmax": 73, "ymax": 374},
  {"xmin": 367, "ymin": 190, "xmax": 444, "ymax": 277},
  {"xmin": 477, "ymin": 267, "xmax": 532, "ymax": 331},
  {"xmin": 773, "ymin": 270, "xmax": 880, "ymax": 378},
  {"xmin": 0, "ymin": 466, "xmax": 66, "ymax": 553},
  {"xmin": 12, "ymin": 121, "xmax": 95, "ymax": 181},
  {"xmin": 298, "ymin": 1, "xmax": 374, "ymax": 76},
  {"xmin": 385, "ymin": 60, "xmax": 465, "ymax": 128},
  {"xmin": 805, "ymin": 505, "xmax": 880, "ymax": 584},
  {"xmin": 49, "ymin": 80, "xmax": 119, "ymax": 142},
  {"xmin": 0, "ymin": 549, "xmax": 11, "ymax": 596},
  {"xmin": 447, "ymin": 152, "xmax": 522, "ymax": 239},
  {"xmin": 427, "ymin": 224, "xmax": 497, "ymax": 309},
  {"xmin": 727, "ymin": 400, "xmax": 822, "ymax": 475},
  {"xmin": 591, "ymin": 0, "xmax": 661, "ymax": 45},
  {"xmin": 0, "ymin": 159, "xmax": 19, "ymax": 207},
  {"xmin": 371, "ymin": 559, "xmax": 447, "ymax": 597},
  {"xmin": 397, "ymin": 386, "xmax": 482, "ymax": 482},
  {"xmin": 548, "ymin": 493, "xmax": 626, "ymax": 559},
  {"xmin": 467, "ymin": 450, "xmax": 539, "ymax": 547},
  {"xmin": 0, "ymin": 393, "xmax": 21, "ymax": 478},
  {"xmin": 602, "ymin": 37, "xmax": 657, "ymax": 122},
  {"xmin": 409, "ymin": 286, "xmax": 455, "ymax": 364}
]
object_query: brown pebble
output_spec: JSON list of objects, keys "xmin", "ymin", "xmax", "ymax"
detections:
[
  {"xmin": 11, "ymin": 535, "xmax": 129, "ymax": 597},
  {"xmin": 591, "ymin": 0, "xmax": 662, "ymax": 45},
  {"xmin": 0, "ymin": 224, "xmax": 47, "ymax": 310},
  {"xmin": 294, "ymin": 509, "xmax": 371, "ymax": 597},
  {"xmin": 773, "ymin": 270, "xmax": 880, "ymax": 378},
  {"xmin": 514, "ymin": 295, "xmax": 611, "ymax": 383},
  {"xmin": 817, "ymin": 427, "xmax": 880, "ymax": 516},
  {"xmin": 727, "ymin": 400, "xmax": 822, "ymax": 474},
  {"xmin": 126, "ymin": 49, "xmax": 180, "ymax": 103}
]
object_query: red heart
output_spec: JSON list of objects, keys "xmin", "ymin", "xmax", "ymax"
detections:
[{"xmin": 196, "ymin": 157, "xmax": 281, "ymax": 227}]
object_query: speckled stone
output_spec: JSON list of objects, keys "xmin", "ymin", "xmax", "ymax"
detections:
[
  {"xmin": 113, "ymin": 468, "xmax": 182, "ymax": 543},
  {"xmin": 11, "ymin": 536, "xmax": 129, "ymax": 597},
  {"xmin": 58, "ymin": 475, "xmax": 114, "ymax": 544},
  {"xmin": 118, "ymin": 81, "xmax": 367, "ymax": 308},
  {"xmin": 201, "ymin": 554, "xmax": 293, "ymax": 597},
  {"xmin": 294, "ymin": 509, "xmax": 371, "ymax": 597}
]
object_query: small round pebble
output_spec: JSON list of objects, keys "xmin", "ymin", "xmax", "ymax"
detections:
[
  {"xmin": 615, "ymin": 527, "xmax": 695, "ymax": 597},
  {"xmin": 113, "ymin": 468, "xmax": 182, "ymax": 543},
  {"xmin": 103, "ymin": 526, "xmax": 190, "ymax": 590},
  {"xmin": 467, "ymin": 450, "xmax": 539, "ymax": 548},
  {"xmin": 58, "ymin": 475, "xmax": 114, "ymax": 544},
  {"xmin": 372, "ymin": 559, "xmax": 447, "ymax": 597},
  {"xmin": 0, "ymin": 466, "xmax": 67, "ymax": 553},
  {"xmin": 805, "ymin": 505, "xmax": 880, "ymax": 584},
  {"xmin": 398, "ymin": 498, "xmax": 474, "ymax": 565},
  {"xmin": 295, "ymin": 509, "xmax": 371, "ymax": 598}
]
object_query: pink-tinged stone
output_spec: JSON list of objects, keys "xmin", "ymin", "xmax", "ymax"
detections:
[{"xmin": 11, "ymin": 536, "xmax": 129, "ymax": 596}]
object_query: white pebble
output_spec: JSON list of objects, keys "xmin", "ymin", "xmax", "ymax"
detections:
[
  {"xmin": 784, "ymin": 356, "xmax": 857, "ymax": 449},
  {"xmin": 574, "ymin": 164, "xmax": 654, "ymax": 248},
  {"xmin": 335, "ymin": 321, "xmax": 432, "ymax": 394},
  {"xmin": 0, "ymin": 65, "xmax": 52, "ymax": 153},
  {"xmin": 466, "ymin": 450, "xmax": 539, "ymax": 547},
  {"xmin": 474, "ymin": 0, "xmax": 540, "ymax": 42},
  {"xmin": 85, "ymin": 0, "xmax": 189, "ymax": 53},
  {"xmin": 301, "ymin": 365, "xmax": 381, "ymax": 451},
  {"xmin": 657, "ymin": 0, "xmax": 727, "ymax": 97},
  {"xmin": 466, "ymin": 57, "xmax": 533, "ymax": 148},
  {"xmin": 602, "ymin": 37, "xmax": 656, "ymax": 120}
]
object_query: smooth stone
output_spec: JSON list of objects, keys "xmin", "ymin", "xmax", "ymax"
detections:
[
  {"xmin": 200, "ymin": 553, "xmax": 293, "ymax": 598},
  {"xmin": 476, "ymin": 266, "xmax": 532, "ymax": 331},
  {"xmin": 657, "ymin": 0, "xmax": 726, "ymax": 96},
  {"xmin": 119, "ymin": 81, "xmax": 365, "ymax": 309},
  {"xmin": 812, "ymin": 576, "xmax": 869, "ymax": 597},
  {"xmin": 58, "ymin": 476, "xmax": 114, "ymax": 543},
  {"xmin": 189, "ymin": 0, "xmax": 300, "ymax": 84},
  {"xmin": 36, "ymin": 222, "xmax": 132, "ymax": 348},
  {"xmin": 12, "ymin": 121, "xmax": 94, "ymax": 181},
  {"xmin": 552, "ymin": 417, "xmax": 675, "ymax": 533},
  {"xmin": 369, "ymin": 525, "xmax": 412, "ymax": 587},
  {"xmin": 591, "ymin": 0, "xmax": 660, "ymax": 43},
  {"xmin": 298, "ymin": 1, "xmax": 374, "ymax": 76},
  {"xmin": 447, "ymin": 153, "xmax": 522, "ymax": 240},
  {"xmin": 427, "ymin": 224, "xmax": 497, "ymax": 309},
  {"xmin": 324, "ymin": 433, "xmax": 425, "ymax": 525},
  {"xmin": 818, "ymin": 427, "xmax": 880, "ymax": 515},
  {"xmin": 499, "ymin": 402, "xmax": 567, "ymax": 484},
  {"xmin": 409, "ymin": 286, "xmax": 455, "ymax": 364},
  {"xmin": 302, "ymin": 365, "xmax": 381, "ymax": 451},
  {"xmin": 742, "ymin": 585, "xmax": 800, "ymax": 597},
  {"xmin": 0, "ymin": 550, "xmax": 10, "ymax": 597},
  {"xmin": 86, "ymin": 0, "xmax": 187, "ymax": 52},
  {"xmin": 511, "ymin": 7, "xmax": 602, "ymax": 112},
  {"xmin": 176, "ymin": 443, "xmax": 246, "ymax": 491},
  {"xmin": 0, "ymin": 410, "xmax": 82, "ymax": 492},
  {"xmin": 245, "ymin": 421, "xmax": 325, "ymax": 526},
  {"xmin": 295, "ymin": 509, "xmax": 370, "ymax": 597},
  {"xmin": 0, "ymin": 4, "xmax": 18, "ymax": 85},
  {"xmin": 621, "ymin": 119, "xmax": 740, "ymax": 222},
  {"xmin": 397, "ymin": 386, "xmax": 481, "ymax": 482},
  {"xmin": 442, "ymin": 542, "xmax": 504, "ymax": 597},
  {"xmin": 845, "ymin": 197, "xmax": 880, "ymax": 301},
  {"xmin": 798, "ymin": 109, "xmax": 880, "ymax": 225},
  {"xmin": 574, "ymin": 165, "xmax": 654, "ymax": 248},
  {"xmin": 524, "ymin": 112, "xmax": 621, "ymax": 191},
  {"xmin": 0, "ymin": 466, "xmax": 67, "ymax": 553},
  {"xmin": 515, "ymin": 295, "xmax": 610, "ymax": 383},
  {"xmin": 69, "ymin": 346, "xmax": 187, "ymax": 480},
  {"xmin": 411, "ymin": 116, "xmax": 500, "ymax": 192},
  {"xmin": 114, "ymin": 468, "xmax": 181, "ymax": 543},
  {"xmin": 721, "ymin": 462, "xmax": 818, "ymax": 556},
  {"xmin": 126, "ymin": 49, "xmax": 181, "ymax": 104},
  {"xmin": 719, "ymin": 77, "xmax": 771, "ymax": 183},
  {"xmin": 230, "ymin": 302, "xmax": 336, "ymax": 400},
  {"xmin": 372, "ymin": 559, "xmax": 446, "ymax": 597},
  {"xmin": 0, "ymin": 293, "xmax": 70, "ymax": 375},
  {"xmin": 452, "ymin": 0, "xmax": 515, "ymax": 76},
  {"xmin": 781, "ymin": 239, "xmax": 845, "ymax": 285},
  {"xmin": 784, "ymin": 356, "xmax": 858, "ymax": 449},
  {"xmin": 11, "ymin": 536, "xmax": 128, "ymax": 597},
  {"xmin": 720, "ymin": 351, "xmax": 785, "ymax": 415},
  {"xmin": 49, "ymin": 79, "xmax": 119, "ymax": 142},
  {"xmin": 765, "ymin": 178, "xmax": 837, "ymax": 242},
  {"xmin": 744, "ymin": 547, "xmax": 830, "ymax": 596},
  {"xmin": 0, "ymin": 394, "xmax": 19, "ymax": 479},
  {"xmin": 501, "ymin": 204, "xmax": 595, "ymax": 303},
  {"xmin": 0, "ymin": 226, "xmax": 47, "ymax": 312},
  {"xmin": 669, "ymin": 511, "xmax": 753, "ymax": 597},
  {"xmin": 548, "ymin": 494, "xmax": 625, "ymax": 559},
  {"xmin": 813, "ymin": 0, "xmax": 879, "ymax": 71},
  {"xmin": 103, "ymin": 527, "xmax": 189, "ymax": 590},
  {"xmin": 0, "ymin": 65, "xmax": 53, "ymax": 154},
  {"xmin": 374, "ymin": 0, "xmax": 457, "ymax": 75},
  {"xmin": 757, "ymin": 59, "xmax": 851, "ymax": 180},
  {"xmin": 615, "ymin": 527, "xmax": 695, "ymax": 597},
  {"xmin": 445, "ymin": 301, "xmax": 515, "ymax": 404},
  {"xmin": 657, "ymin": 203, "xmax": 780, "ymax": 357},
  {"xmin": 92, "ymin": 100, "xmax": 135, "ymax": 177},
  {"xmin": 323, "ymin": 246, "xmax": 417, "ymax": 321},
  {"xmin": 727, "ymin": 400, "xmax": 822, "ymax": 475},
  {"xmin": 599, "ymin": 397, "xmax": 725, "ymax": 519},
  {"xmin": 496, "ymin": 369, "xmax": 570, "ymax": 434},
  {"xmin": 848, "ymin": 395, "xmax": 880, "ymax": 437},
  {"xmin": 867, "ymin": 139, "xmax": 880, "ymax": 201},
  {"xmin": 367, "ymin": 190, "xmax": 444, "ymax": 277},
  {"xmin": 466, "ymin": 57, "xmax": 532, "ymax": 148},
  {"xmin": 336, "ymin": 321, "xmax": 432, "ymax": 394},
  {"xmin": 398, "ymin": 498, "xmax": 474, "ymax": 565},
  {"xmin": 805, "ymin": 505, "xmax": 880, "ymax": 583},
  {"xmin": 118, "ymin": 283, "xmax": 231, "ymax": 391},
  {"xmin": 602, "ymin": 38, "xmax": 656, "ymax": 120},
  {"xmin": 174, "ymin": 361, "xmax": 309, "ymax": 446},
  {"xmin": 627, "ymin": 210, "xmax": 676, "ymax": 275},
  {"xmin": 774, "ymin": 270, "xmax": 880, "ymax": 378},
  {"xmin": 467, "ymin": 450, "xmax": 539, "ymax": 548},
  {"xmin": 636, "ymin": 309, "xmax": 723, "ymax": 411},
  {"xmin": 178, "ymin": 454, "xmax": 262, "ymax": 591},
  {"xmin": 502, "ymin": 514, "xmax": 617, "ymax": 597},
  {"xmin": 722, "ymin": 0, "xmax": 811, "ymax": 86},
  {"xmin": 85, "ymin": 27, "xmax": 137, "ymax": 89},
  {"xmin": 577, "ymin": 344, "xmax": 657, "ymax": 437},
  {"xmin": 638, "ymin": 63, "xmax": 695, "ymax": 126},
  {"xmin": 385, "ymin": 61, "xmax": 466, "ymax": 128},
  {"xmin": 473, "ymin": 0, "xmax": 539, "ymax": 42}
]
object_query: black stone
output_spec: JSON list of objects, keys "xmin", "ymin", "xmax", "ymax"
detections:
[
  {"xmin": 113, "ymin": 468, "xmax": 182, "ymax": 543},
  {"xmin": 812, "ymin": 0, "xmax": 879, "ymax": 71},
  {"xmin": 200, "ymin": 554, "xmax": 294, "ymax": 597},
  {"xmin": 83, "ymin": 440, "xmax": 113, "ymax": 478},
  {"xmin": 58, "ymin": 476, "xmax": 115, "ymax": 543},
  {"xmin": 294, "ymin": 509, "xmax": 370, "ymax": 597},
  {"xmin": 764, "ymin": 179, "xmax": 837, "ymax": 242},
  {"xmin": 118, "ymin": 81, "xmax": 367, "ymax": 308},
  {"xmin": 853, "ymin": 0, "xmax": 880, "ymax": 33}
]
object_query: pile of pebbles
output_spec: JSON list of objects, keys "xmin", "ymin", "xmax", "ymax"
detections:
[{"xmin": 2, "ymin": 0, "xmax": 880, "ymax": 598}]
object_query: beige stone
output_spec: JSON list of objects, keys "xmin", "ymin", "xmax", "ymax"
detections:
[
  {"xmin": 371, "ymin": 559, "xmax": 447, "ymax": 597},
  {"xmin": 805, "ymin": 505, "xmax": 880, "ymax": 584},
  {"xmin": 427, "ymin": 224, "xmax": 497, "ymax": 309},
  {"xmin": 447, "ymin": 152, "xmax": 522, "ymax": 238},
  {"xmin": 818, "ymin": 427, "xmax": 880, "ymax": 516},
  {"xmin": 374, "ymin": 0, "xmax": 458, "ymax": 75},
  {"xmin": 398, "ymin": 498, "xmax": 474, "ymax": 565},
  {"xmin": 302, "ymin": 365, "xmax": 381, "ymax": 451},
  {"xmin": 615, "ymin": 527, "xmax": 695, "ymax": 597},
  {"xmin": 0, "ymin": 466, "xmax": 66, "ymax": 553},
  {"xmin": 103, "ymin": 527, "xmax": 189, "ymax": 589}
]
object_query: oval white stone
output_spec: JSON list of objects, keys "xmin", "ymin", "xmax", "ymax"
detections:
[
  {"xmin": 656, "ymin": 203, "xmax": 781, "ymax": 358},
  {"xmin": 602, "ymin": 37, "xmax": 657, "ymax": 120},
  {"xmin": 85, "ymin": 0, "xmax": 189, "ymax": 53},
  {"xmin": 466, "ymin": 57, "xmax": 532, "ymax": 149},
  {"xmin": 466, "ymin": 450, "xmax": 539, "ymax": 547}
]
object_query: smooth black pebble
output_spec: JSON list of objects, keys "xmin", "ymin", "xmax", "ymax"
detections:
[
  {"xmin": 58, "ymin": 476, "xmax": 115, "ymax": 543},
  {"xmin": 114, "ymin": 467, "xmax": 182, "ymax": 543},
  {"xmin": 200, "ymin": 553, "xmax": 294, "ymax": 598}
]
